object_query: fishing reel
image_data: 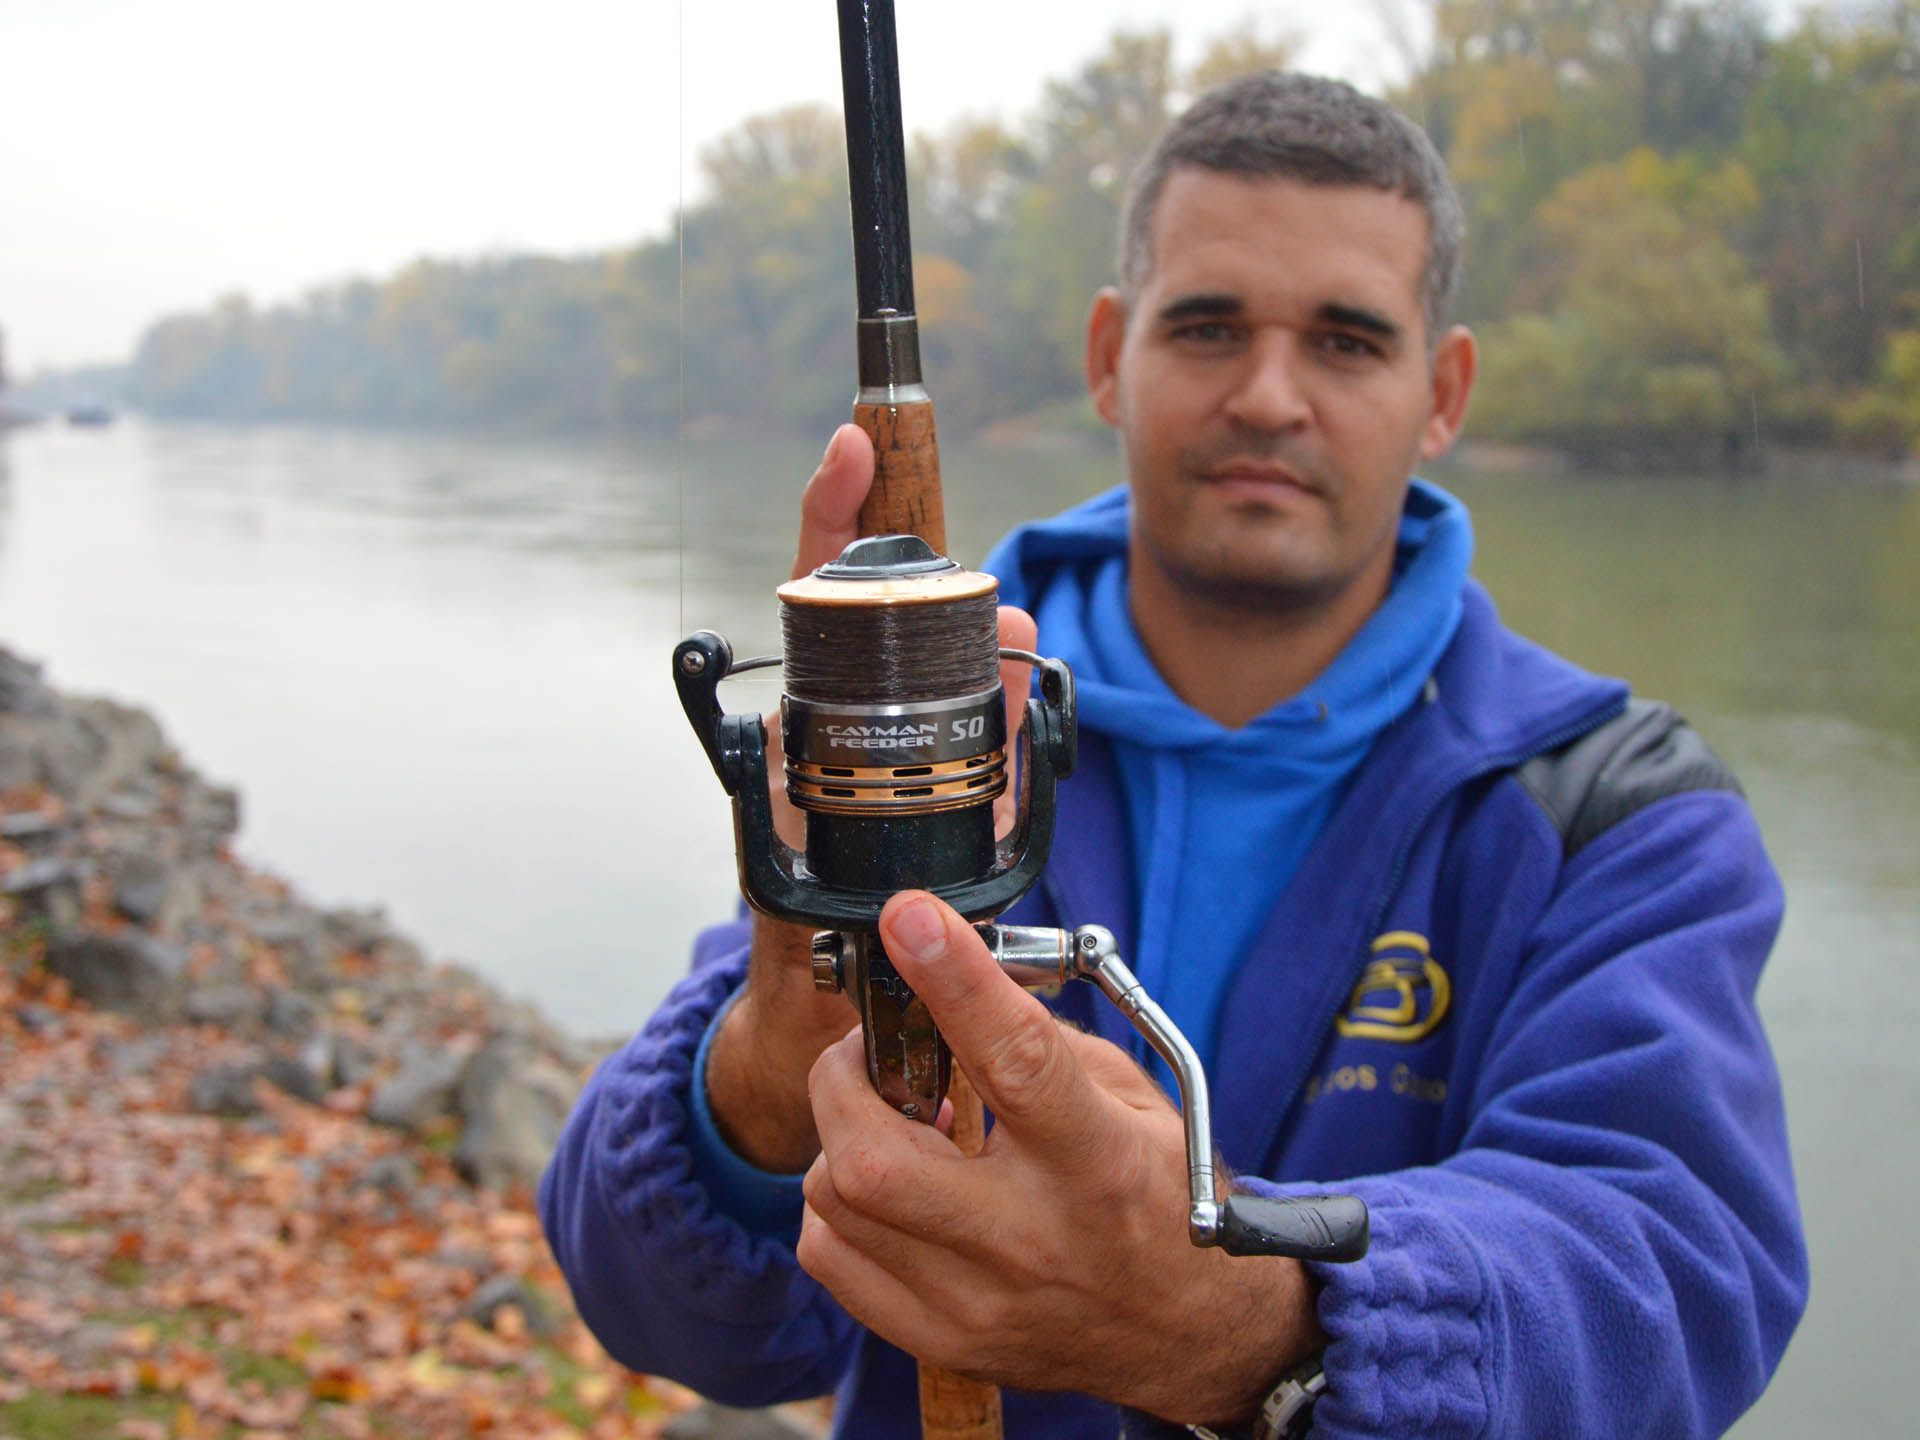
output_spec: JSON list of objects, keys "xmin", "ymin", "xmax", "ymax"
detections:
[
  {"xmin": 674, "ymin": 533, "xmax": 1076, "ymax": 1120},
  {"xmin": 675, "ymin": 533, "xmax": 1368, "ymax": 1266}
]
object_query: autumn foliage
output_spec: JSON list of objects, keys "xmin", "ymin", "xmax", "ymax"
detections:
[{"xmin": 0, "ymin": 935, "xmax": 714, "ymax": 1440}]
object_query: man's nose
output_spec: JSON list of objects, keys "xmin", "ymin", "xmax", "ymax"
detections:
[{"xmin": 1223, "ymin": 331, "xmax": 1311, "ymax": 431}]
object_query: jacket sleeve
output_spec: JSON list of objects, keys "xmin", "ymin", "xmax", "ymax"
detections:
[
  {"xmin": 537, "ymin": 917, "xmax": 856, "ymax": 1405},
  {"xmin": 1254, "ymin": 791, "xmax": 1807, "ymax": 1440}
]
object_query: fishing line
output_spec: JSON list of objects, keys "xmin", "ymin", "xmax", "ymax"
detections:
[
  {"xmin": 781, "ymin": 588, "xmax": 998, "ymax": 704},
  {"xmin": 675, "ymin": 0, "xmax": 686, "ymax": 636}
]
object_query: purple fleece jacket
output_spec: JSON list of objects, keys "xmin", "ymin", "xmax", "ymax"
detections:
[{"xmin": 540, "ymin": 501, "xmax": 1806, "ymax": 1438}]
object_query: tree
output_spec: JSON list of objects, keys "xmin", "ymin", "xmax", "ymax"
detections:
[{"xmin": 1473, "ymin": 149, "xmax": 1786, "ymax": 459}]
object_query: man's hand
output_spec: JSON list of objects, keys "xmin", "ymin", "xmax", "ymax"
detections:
[
  {"xmin": 797, "ymin": 891, "xmax": 1325, "ymax": 1425},
  {"xmin": 705, "ymin": 425, "xmax": 1037, "ymax": 1174}
]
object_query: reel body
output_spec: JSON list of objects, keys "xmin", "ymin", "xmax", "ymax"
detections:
[{"xmin": 674, "ymin": 534, "xmax": 1077, "ymax": 1118}]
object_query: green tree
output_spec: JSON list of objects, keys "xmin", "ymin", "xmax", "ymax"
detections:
[
  {"xmin": 1741, "ymin": 3, "xmax": 1920, "ymax": 410},
  {"xmin": 1473, "ymin": 149, "xmax": 1786, "ymax": 458},
  {"xmin": 989, "ymin": 31, "xmax": 1178, "ymax": 400}
]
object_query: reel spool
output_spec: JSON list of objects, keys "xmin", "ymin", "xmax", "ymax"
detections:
[
  {"xmin": 674, "ymin": 534, "xmax": 1078, "ymax": 1119},
  {"xmin": 779, "ymin": 536, "xmax": 1007, "ymax": 896}
]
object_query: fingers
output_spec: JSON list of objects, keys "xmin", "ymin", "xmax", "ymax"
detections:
[
  {"xmin": 997, "ymin": 605, "xmax": 1037, "ymax": 715},
  {"xmin": 1056, "ymin": 1024, "xmax": 1174, "ymax": 1112},
  {"xmin": 805, "ymin": 1031, "xmax": 986, "ymax": 1255},
  {"xmin": 877, "ymin": 892, "xmax": 1104, "ymax": 1153},
  {"xmin": 796, "ymin": 1201, "xmax": 930, "ymax": 1336},
  {"xmin": 791, "ymin": 424, "xmax": 875, "ymax": 580},
  {"xmin": 807, "ymin": 1028, "xmax": 958, "ymax": 1173},
  {"xmin": 995, "ymin": 606, "xmax": 1038, "ymax": 839},
  {"xmin": 796, "ymin": 1205, "xmax": 988, "ymax": 1377}
]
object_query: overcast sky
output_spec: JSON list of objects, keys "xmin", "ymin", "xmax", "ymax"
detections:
[{"xmin": 0, "ymin": 0, "xmax": 1421, "ymax": 372}]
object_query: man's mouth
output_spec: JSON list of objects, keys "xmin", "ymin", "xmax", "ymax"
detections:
[{"xmin": 1200, "ymin": 461, "xmax": 1319, "ymax": 498}]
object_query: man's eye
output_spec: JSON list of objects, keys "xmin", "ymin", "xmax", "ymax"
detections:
[
  {"xmin": 1171, "ymin": 321, "xmax": 1237, "ymax": 343},
  {"xmin": 1321, "ymin": 332, "xmax": 1383, "ymax": 359}
]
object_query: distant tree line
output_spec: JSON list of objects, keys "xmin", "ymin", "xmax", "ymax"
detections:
[{"xmin": 129, "ymin": 1, "xmax": 1920, "ymax": 460}]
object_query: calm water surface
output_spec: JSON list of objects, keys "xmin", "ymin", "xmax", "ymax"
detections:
[{"xmin": 2, "ymin": 419, "xmax": 1914, "ymax": 1436}]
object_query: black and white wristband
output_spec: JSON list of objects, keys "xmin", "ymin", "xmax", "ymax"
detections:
[{"xmin": 1185, "ymin": 1351, "xmax": 1326, "ymax": 1440}]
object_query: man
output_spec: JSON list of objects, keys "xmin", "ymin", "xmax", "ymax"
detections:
[{"xmin": 541, "ymin": 74, "xmax": 1806, "ymax": 1438}]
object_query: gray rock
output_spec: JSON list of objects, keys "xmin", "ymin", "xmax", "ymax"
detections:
[
  {"xmin": 331, "ymin": 1036, "xmax": 379, "ymax": 1088},
  {"xmin": 264, "ymin": 988, "xmax": 321, "ymax": 1036},
  {"xmin": 17, "ymin": 1002, "xmax": 64, "ymax": 1036},
  {"xmin": 264, "ymin": 1067, "xmax": 324, "ymax": 1113},
  {"xmin": 322, "ymin": 906, "xmax": 390, "ymax": 954},
  {"xmin": 662, "ymin": 1403, "xmax": 816, "ymax": 1440},
  {"xmin": 184, "ymin": 984, "xmax": 266, "ymax": 1029},
  {"xmin": 354, "ymin": 1153, "xmax": 419, "ymax": 1197},
  {"xmin": 189, "ymin": 857, "xmax": 252, "ymax": 911},
  {"xmin": 189, "ymin": 1064, "xmax": 263, "ymax": 1117},
  {"xmin": 113, "ymin": 851, "xmax": 182, "ymax": 928},
  {"xmin": 372, "ymin": 934, "xmax": 426, "ymax": 974},
  {"xmin": 367, "ymin": 1048, "xmax": 467, "ymax": 1131},
  {"xmin": 45, "ymin": 930, "xmax": 188, "ymax": 1020},
  {"xmin": 459, "ymin": 1273, "xmax": 561, "ymax": 1338},
  {"xmin": 452, "ymin": 1035, "xmax": 580, "ymax": 1191},
  {"xmin": 250, "ymin": 913, "xmax": 319, "ymax": 949},
  {"xmin": 99, "ymin": 789, "xmax": 160, "ymax": 821},
  {"xmin": 0, "ymin": 811, "xmax": 61, "ymax": 843},
  {"xmin": 0, "ymin": 733, "xmax": 37, "ymax": 793},
  {"xmin": 257, "ymin": 1032, "xmax": 336, "ymax": 1104},
  {"xmin": 2, "ymin": 855, "xmax": 85, "ymax": 930},
  {"xmin": 300, "ymin": 1031, "xmax": 338, "ymax": 1084},
  {"xmin": 0, "ymin": 648, "xmax": 59, "ymax": 715},
  {"xmin": 432, "ymin": 1239, "xmax": 493, "ymax": 1273},
  {"xmin": 179, "ymin": 778, "xmax": 240, "ymax": 854},
  {"xmin": 108, "ymin": 1034, "xmax": 173, "ymax": 1077},
  {"xmin": 250, "ymin": 910, "xmax": 338, "ymax": 985},
  {"xmin": 0, "ymin": 702, "xmax": 116, "ymax": 803},
  {"xmin": 63, "ymin": 699, "xmax": 166, "ymax": 809},
  {"xmin": 2, "ymin": 856, "xmax": 80, "ymax": 896}
]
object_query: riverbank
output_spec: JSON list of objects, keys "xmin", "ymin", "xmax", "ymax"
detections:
[{"xmin": 0, "ymin": 646, "xmax": 823, "ymax": 1439}]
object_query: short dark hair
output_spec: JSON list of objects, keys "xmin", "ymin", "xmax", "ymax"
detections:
[{"xmin": 1119, "ymin": 72, "xmax": 1465, "ymax": 340}]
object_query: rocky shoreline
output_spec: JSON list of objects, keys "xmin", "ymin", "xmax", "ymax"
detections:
[{"xmin": 0, "ymin": 646, "xmax": 823, "ymax": 1439}]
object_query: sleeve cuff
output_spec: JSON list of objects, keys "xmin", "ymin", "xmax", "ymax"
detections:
[
  {"xmin": 686, "ymin": 987, "xmax": 808, "ymax": 1241},
  {"xmin": 1248, "ymin": 1178, "xmax": 1495, "ymax": 1440}
]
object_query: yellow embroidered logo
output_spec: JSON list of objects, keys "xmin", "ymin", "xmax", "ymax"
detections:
[{"xmin": 1335, "ymin": 931, "xmax": 1452, "ymax": 1042}]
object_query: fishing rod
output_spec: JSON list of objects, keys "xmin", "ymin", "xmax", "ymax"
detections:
[{"xmin": 672, "ymin": 5, "xmax": 1368, "ymax": 1435}]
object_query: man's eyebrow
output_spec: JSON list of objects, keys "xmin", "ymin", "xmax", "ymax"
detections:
[
  {"xmin": 1319, "ymin": 302, "xmax": 1401, "ymax": 341},
  {"xmin": 1156, "ymin": 293, "xmax": 1244, "ymax": 324}
]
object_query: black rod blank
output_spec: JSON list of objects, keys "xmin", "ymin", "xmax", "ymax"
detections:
[{"xmin": 837, "ymin": 0, "xmax": 915, "ymax": 319}]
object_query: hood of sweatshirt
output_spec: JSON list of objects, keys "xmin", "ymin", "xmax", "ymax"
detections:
[{"xmin": 982, "ymin": 478, "xmax": 1476, "ymax": 1074}]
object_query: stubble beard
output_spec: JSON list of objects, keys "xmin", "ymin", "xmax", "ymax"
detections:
[{"xmin": 1138, "ymin": 438, "xmax": 1352, "ymax": 618}]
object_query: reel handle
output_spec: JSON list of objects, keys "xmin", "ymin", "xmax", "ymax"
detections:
[
  {"xmin": 1219, "ymin": 1194, "xmax": 1370, "ymax": 1263},
  {"xmin": 974, "ymin": 923, "xmax": 1371, "ymax": 1267}
]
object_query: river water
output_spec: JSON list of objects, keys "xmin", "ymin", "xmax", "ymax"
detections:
[{"xmin": 1, "ymin": 418, "xmax": 1913, "ymax": 1436}]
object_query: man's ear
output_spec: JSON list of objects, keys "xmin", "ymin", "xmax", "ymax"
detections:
[
  {"xmin": 1085, "ymin": 288, "xmax": 1127, "ymax": 428},
  {"xmin": 1419, "ymin": 325, "xmax": 1476, "ymax": 462}
]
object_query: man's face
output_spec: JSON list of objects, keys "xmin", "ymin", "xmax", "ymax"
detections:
[{"xmin": 1087, "ymin": 169, "xmax": 1473, "ymax": 615}]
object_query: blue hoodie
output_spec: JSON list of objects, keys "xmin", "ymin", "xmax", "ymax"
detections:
[
  {"xmin": 541, "ymin": 485, "xmax": 1807, "ymax": 1439},
  {"xmin": 989, "ymin": 480, "xmax": 1471, "ymax": 1079}
]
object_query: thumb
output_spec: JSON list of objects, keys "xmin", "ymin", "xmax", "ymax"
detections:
[
  {"xmin": 879, "ymin": 891, "xmax": 1100, "ymax": 1149},
  {"xmin": 791, "ymin": 424, "xmax": 874, "ymax": 580}
]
